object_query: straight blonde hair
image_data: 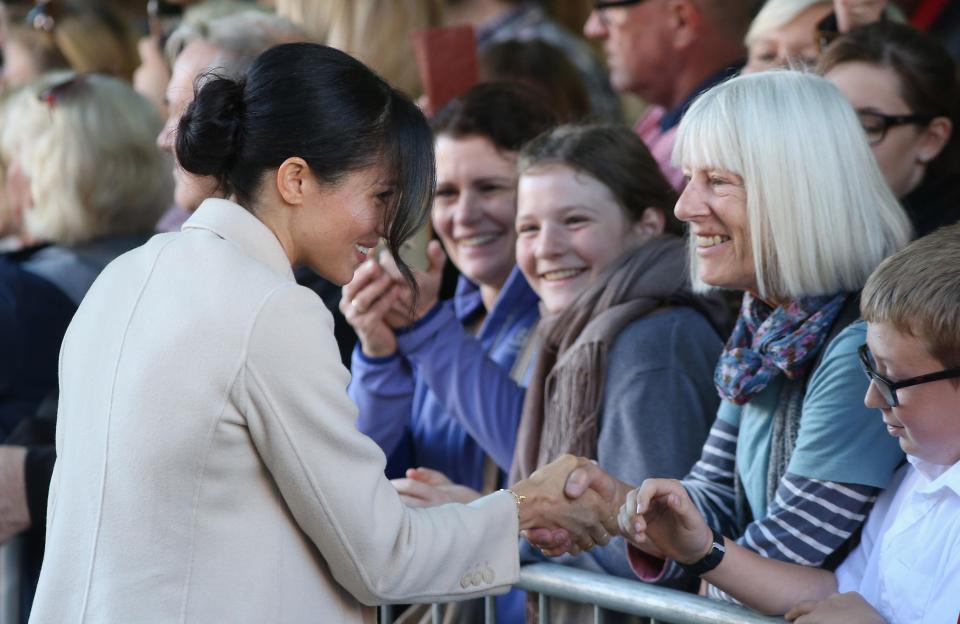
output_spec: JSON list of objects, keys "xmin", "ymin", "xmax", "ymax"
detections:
[{"xmin": 674, "ymin": 70, "xmax": 912, "ymax": 301}]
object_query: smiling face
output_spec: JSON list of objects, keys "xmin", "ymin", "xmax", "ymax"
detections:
[
  {"xmin": 432, "ymin": 134, "xmax": 519, "ymax": 291},
  {"xmin": 865, "ymin": 321, "xmax": 960, "ymax": 465},
  {"xmin": 675, "ymin": 167, "xmax": 756, "ymax": 292},
  {"xmin": 825, "ymin": 61, "xmax": 936, "ymax": 198},
  {"xmin": 286, "ymin": 163, "xmax": 392, "ymax": 285},
  {"xmin": 516, "ymin": 164, "xmax": 648, "ymax": 314},
  {"xmin": 157, "ymin": 40, "xmax": 221, "ymax": 212},
  {"xmin": 744, "ymin": 3, "xmax": 833, "ymax": 74}
]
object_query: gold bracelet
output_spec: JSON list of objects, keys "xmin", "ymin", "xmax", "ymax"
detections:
[{"xmin": 500, "ymin": 488, "xmax": 527, "ymax": 522}]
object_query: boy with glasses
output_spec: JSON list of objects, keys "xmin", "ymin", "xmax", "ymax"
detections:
[{"xmin": 617, "ymin": 223, "xmax": 960, "ymax": 623}]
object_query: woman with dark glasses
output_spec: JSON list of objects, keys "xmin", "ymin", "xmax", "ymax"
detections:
[{"xmin": 819, "ymin": 21, "xmax": 960, "ymax": 237}]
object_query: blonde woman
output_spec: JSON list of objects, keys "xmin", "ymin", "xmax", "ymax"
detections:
[{"xmin": 0, "ymin": 72, "xmax": 170, "ymax": 431}]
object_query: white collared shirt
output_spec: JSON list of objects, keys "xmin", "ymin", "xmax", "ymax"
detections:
[{"xmin": 836, "ymin": 455, "xmax": 960, "ymax": 623}]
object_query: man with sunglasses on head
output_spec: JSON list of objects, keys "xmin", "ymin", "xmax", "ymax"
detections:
[
  {"xmin": 615, "ymin": 224, "xmax": 960, "ymax": 624},
  {"xmin": 584, "ymin": 0, "xmax": 761, "ymax": 189}
]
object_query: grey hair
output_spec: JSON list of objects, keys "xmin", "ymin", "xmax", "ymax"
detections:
[
  {"xmin": 674, "ymin": 70, "xmax": 912, "ymax": 301},
  {"xmin": 164, "ymin": 7, "xmax": 307, "ymax": 77}
]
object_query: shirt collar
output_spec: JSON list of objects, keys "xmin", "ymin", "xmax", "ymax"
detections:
[
  {"xmin": 183, "ymin": 198, "xmax": 295, "ymax": 281},
  {"xmin": 453, "ymin": 264, "xmax": 538, "ymax": 323},
  {"xmin": 906, "ymin": 454, "xmax": 960, "ymax": 497},
  {"xmin": 659, "ymin": 62, "xmax": 744, "ymax": 132}
]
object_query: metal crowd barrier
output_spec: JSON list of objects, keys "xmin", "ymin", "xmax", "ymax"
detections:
[{"xmin": 379, "ymin": 562, "xmax": 783, "ymax": 624}]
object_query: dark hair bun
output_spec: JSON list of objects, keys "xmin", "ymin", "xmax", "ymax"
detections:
[{"xmin": 175, "ymin": 74, "xmax": 246, "ymax": 183}]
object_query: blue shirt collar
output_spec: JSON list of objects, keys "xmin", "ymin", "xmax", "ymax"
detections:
[
  {"xmin": 453, "ymin": 265, "xmax": 538, "ymax": 323},
  {"xmin": 659, "ymin": 62, "xmax": 743, "ymax": 132}
]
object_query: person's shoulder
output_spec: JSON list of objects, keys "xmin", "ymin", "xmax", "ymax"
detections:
[
  {"xmin": 825, "ymin": 318, "xmax": 867, "ymax": 354},
  {"xmin": 609, "ymin": 307, "xmax": 720, "ymax": 369},
  {"xmin": 615, "ymin": 307, "xmax": 718, "ymax": 345},
  {"xmin": 254, "ymin": 281, "xmax": 336, "ymax": 336}
]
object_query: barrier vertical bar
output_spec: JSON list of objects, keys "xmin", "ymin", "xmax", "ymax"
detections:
[
  {"xmin": 484, "ymin": 595, "xmax": 497, "ymax": 624},
  {"xmin": 539, "ymin": 593, "xmax": 551, "ymax": 624}
]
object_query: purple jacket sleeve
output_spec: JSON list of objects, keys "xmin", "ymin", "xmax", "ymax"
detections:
[
  {"xmin": 349, "ymin": 348, "xmax": 416, "ymax": 459},
  {"xmin": 395, "ymin": 304, "xmax": 526, "ymax": 472}
]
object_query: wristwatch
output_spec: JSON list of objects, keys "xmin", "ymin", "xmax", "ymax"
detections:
[{"xmin": 678, "ymin": 527, "xmax": 726, "ymax": 576}]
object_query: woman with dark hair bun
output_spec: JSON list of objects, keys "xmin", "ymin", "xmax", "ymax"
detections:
[{"xmin": 29, "ymin": 43, "xmax": 615, "ymax": 623}]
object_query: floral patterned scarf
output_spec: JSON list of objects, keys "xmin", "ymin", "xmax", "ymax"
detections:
[{"xmin": 715, "ymin": 292, "xmax": 847, "ymax": 405}]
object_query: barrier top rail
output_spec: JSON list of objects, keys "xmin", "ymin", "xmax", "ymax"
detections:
[{"xmin": 516, "ymin": 562, "xmax": 784, "ymax": 624}]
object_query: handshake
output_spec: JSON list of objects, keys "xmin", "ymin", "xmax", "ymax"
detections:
[{"xmin": 512, "ymin": 455, "xmax": 715, "ymax": 567}]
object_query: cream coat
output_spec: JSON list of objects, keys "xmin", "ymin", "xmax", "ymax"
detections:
[{"xmin": 30, "ymin": 199, "xmax": 520, "ymax": 624}]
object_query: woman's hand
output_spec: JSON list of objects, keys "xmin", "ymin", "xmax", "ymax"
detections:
[
  {"xmin": 340, "ymin": 260, "xmax": 403, "ymax": 358},
  {"xmin": 834, "ymin": 0, "xmax": 887, "ymax": 32},
  {"xmin": 618, "ymin": 478, "xmax": 713, "ymax": 564},
  {"xmin": 524, "ymin": 462, "xmax": 634, "ymax": 557},
  {"xmin": 378, "ymin": 241, "xmax": 447, "ymax": 328},
  {"xmin": 512, "ymin": 455, "xmax": 622, "ymax": 556},
  {"xmin": 391, "ymin": 467, "xmax": 482, "ymax": 507},
  {"xmin": 785, "ymin": 592, "xmax": 886, "ymax": 623}
]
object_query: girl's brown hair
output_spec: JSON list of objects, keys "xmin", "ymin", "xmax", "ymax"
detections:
[{"xmin": 519, "ymin": 124, "xmax": 682, "ymax": 235}]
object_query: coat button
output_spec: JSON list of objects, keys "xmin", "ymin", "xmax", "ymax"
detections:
[{"xmin": 482, "ymin": 567, "xmax": 494, "ymax": 584}]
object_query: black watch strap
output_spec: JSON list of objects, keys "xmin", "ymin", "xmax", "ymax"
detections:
[{"xmin": 678, "ymin": 527, "xmax": 726, "ymax": 577}]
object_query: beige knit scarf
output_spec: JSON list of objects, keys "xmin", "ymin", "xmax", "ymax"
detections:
[{"xmin": 509, "ymin": 235, "xmax": 706, "ymax": 483}]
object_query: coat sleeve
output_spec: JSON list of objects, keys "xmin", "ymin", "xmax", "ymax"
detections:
[{"xmin": 240, "ymin": 284, "xmax": 520, "ymax": 605}]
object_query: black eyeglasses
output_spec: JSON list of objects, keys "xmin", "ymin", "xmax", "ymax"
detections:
[
  {"xmin": 858, "ymin": 344, "xmax": 960, "ymax": 407},
  {"xmin": 594, "ymin": 0, "xmax": 647, "ymax": 25},
  {"xmin": 856, "ymin": 110, "xmax": 935, "ymax": 145}
]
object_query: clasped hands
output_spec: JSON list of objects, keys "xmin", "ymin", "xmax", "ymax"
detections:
[
  {"xmin": 392, "ymin": 456, "xmax": 715, "ymax": 560},
  {"xmin": 521, "ymin": 461, "xmax": 716, "ymax": 565}
]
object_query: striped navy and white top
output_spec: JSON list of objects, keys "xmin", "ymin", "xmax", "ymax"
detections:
[{"xmin": 629, "ymin": 322, "xmax": 905, "ymax": 599}]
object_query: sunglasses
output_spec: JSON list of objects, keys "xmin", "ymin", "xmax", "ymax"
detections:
[{"xmin": 858, "ymin": 344, "xmax": 960, "ymax": 408}]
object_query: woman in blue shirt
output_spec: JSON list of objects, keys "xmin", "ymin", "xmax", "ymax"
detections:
[{"xmin": 344, "ymin": 83, "xmax": 556, "ymax": 492}]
